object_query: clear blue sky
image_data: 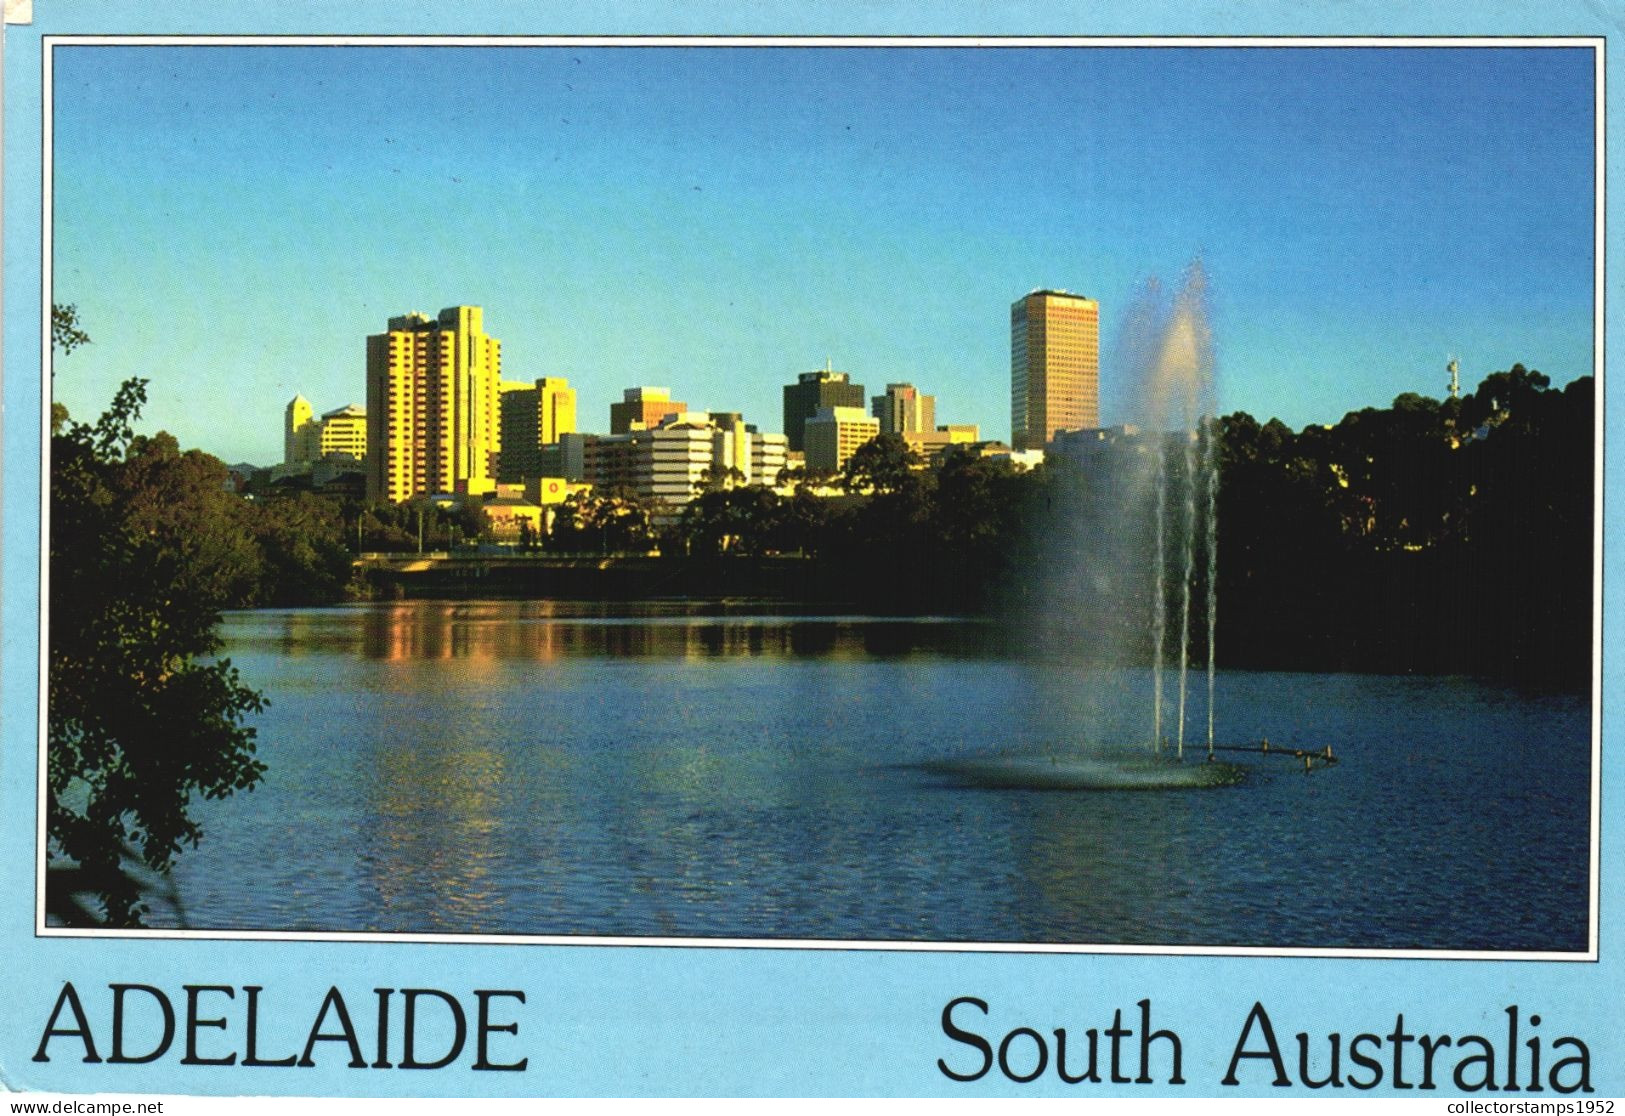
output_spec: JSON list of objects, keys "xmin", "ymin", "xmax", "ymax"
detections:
[{"xmin": 50, "ymin": 44, "xmax": 1596, "ymax": 464}]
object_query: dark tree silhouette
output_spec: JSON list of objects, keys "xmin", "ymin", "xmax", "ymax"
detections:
[{"xmin": 49, "ymin": 370, "xmax": 266, "ymax": 925}]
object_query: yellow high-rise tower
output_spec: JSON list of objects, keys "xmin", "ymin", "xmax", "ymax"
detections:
[
  {"xmin": 1011, "ymin": 290, "xmax": 1099, "ymax": 451},
  {"xmin": 366, "ymin": 306, "xmax": 502, "ymax": 504}
]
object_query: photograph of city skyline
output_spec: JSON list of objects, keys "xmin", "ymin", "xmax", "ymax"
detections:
[{"xmin": 44, "ymin": 41, "xmax": 1596, "ymax": 951}]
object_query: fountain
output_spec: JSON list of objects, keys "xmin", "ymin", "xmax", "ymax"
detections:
[
  {"xmin": 1144, "ymin": 264, "xmax": 1217, "ymax": 761},
  {"xmin": 925, "ymin": 262, "xmax": 1256, "ymax": 790}
]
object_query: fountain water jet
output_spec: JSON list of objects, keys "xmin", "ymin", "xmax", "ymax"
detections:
[
  {"xmin": 1140, "ymin": 265, "xmax": 1217, "ymax": 760},
  {"xmin": 924, "ymin": 264, "xmax": 1338, "ymax": 789},
  {"xmin": 1204, "ymin": 414, "xmax": 1220, "ymax": 759},
  {"xmin": 924, "ymin": 262, "xmax": 1239, "ymax": 791}
]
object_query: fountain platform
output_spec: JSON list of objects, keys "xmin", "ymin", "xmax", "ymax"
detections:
[{"xmin": 921, "ymin": 753, "xmax": 1246, "ymax": 791}]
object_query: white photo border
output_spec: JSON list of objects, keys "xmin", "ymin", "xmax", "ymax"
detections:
[{"xmin": 34, "ymin": 33, "xmax": 1608, "ymax": 962}]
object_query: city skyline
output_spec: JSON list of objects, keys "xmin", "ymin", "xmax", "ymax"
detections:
[{"xmin": 50, "ymin": 44, "xmax": 1596, "ymax": 465}]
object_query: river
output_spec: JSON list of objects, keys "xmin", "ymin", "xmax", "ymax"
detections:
[{"xmin": 163, "ymin": 600, "xmax": 1591, "ymax": 951}]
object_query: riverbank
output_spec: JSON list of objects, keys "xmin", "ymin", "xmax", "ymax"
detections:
[
  {"xmin": 348, "ymin": 552, "xmax": 1590, "ymax": 692},
  {"xmin": 354, "ymin": 551, "xmax": 847, "ymax": 603}
]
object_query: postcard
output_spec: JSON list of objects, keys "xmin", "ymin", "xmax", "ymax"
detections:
[{"xmin": 1, "ymin": 0, "xmax": 1619, "ymax": 1102}]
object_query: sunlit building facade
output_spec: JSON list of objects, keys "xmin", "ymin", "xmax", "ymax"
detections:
[
  {"xmin": 783, "ymin": 366, "xmax": 864, "ymax": 452},
  {"xmin": 286, "ymin": 396, "xmax": 366, "ymax": 466},
  {"xmin": 366, "ymin": 306, "xmax": 503, "ymax": 503},
  {"xmin": 610, "ymin": 386, "xmax": 687, "ymax": 435},
  {"xmin": 872, "ymin": 382, "xmax": 936, "ymax": 436},
  {"xmin": 752, "ymin": 429, "xmax": 790, "ymax": 488},
  {"xmin": 902, "ymin": 423, "xmax": 980, "ymax": 463},
  {"xmin": 1011, "ymin": 289, "xmax": 1099, "ymax": 450},
  {"xmin": 284, "ymin": 395, "xmax": 318, "ymax": 465},
  {"xmin": 317, "ymin": 404, "xmax": 368, "ymax": 464},
  {"xmin": 500, "ymin": 376, "xmax": 578, "ymax": 482},
  {"xmin": 585, "ymin": 412, "xmax": 782, "ymax": 506},
  {"xmin": 803, "ymin": 405, "xmax": 880, "ymax": 473}
]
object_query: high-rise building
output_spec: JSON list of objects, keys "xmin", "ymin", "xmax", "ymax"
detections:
[
  {"xmin": 284, "ymin": 395, "xmax": 317, "ymax": 465},
  {"xmin": 537, "ymin": 376, "xmax": 576, "ymax": 445},
  {"xmin": 803, "ymin": 405, "xmax": 880, "ymax": 473},
  {"xmin": 317, "ymin": 404, "xmax": 368, "ymax": 463},
  {"xmin": 1011, "ymin": 290, "xmax": 1099, "ymax": 450},
  {"xmin": 610, "ymin": 387, "xmax": 687, "ymax": 435},
  {"xmin": 500, "ymin": 376, "xmax": 578, "ymax": 482},
  {"xmin": 366, "ymin": 306, "xmax": 502, "ymax": 504},
  {"xmin": 872, "ymin": 382, "xmax": 936, "ymax": 436},
  {"xmin": 782, "ymin": 365, "xmax": 864, "ymax": 452}
]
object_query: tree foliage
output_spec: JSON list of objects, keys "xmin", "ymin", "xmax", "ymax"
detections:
[
  {"xmin": 358, "ymin": 499, "xmax": 487, "ymax": 556},
  {"xmin": 661, "ymin": 445, "xmax": 1034, "ymax": 611},
  {"xmin": 251, "ymin": 490, "xmax": 355, "ymax": 605},
  {"xmin": 676, "ymin": 484, "xmax": 784, "ymax": 557},
  {"xmin": 1217, "ymin": 365, "xmax": 1592, "ymax": 686},
  {"xmin": 51, "ymin": 303, "xmax": 91, "ymax": 355},
  {"xmin": 547, "ymin": 487, "xmax": 656, "ymax": 553},
  {"xmin": 49, "ymin": 376, "xmax": 267, "ymax": 925},
  {"xmin": 840, "ymin": 432, "xmax": 922, "ymax": 494}
]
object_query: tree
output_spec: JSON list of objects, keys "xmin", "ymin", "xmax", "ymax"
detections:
[
  {"xmin": 546, "ymin": 488, "xmax": 655, "ymax": 553},
  {"xmin": 48, "ymin": 315, "xmax": 266, "ymax": 926},
  {"xmin": 357, "ymin": 504, "xmax": 418, "ymax": 552},
  {"xmin": 51, "ymin": 303, "xmax": 91, "ymax": 355},
  {"xmin": 769, "ymin": 486, "xmax": 832, "ymax": 556},
  {"xmin": 840, "ymin": 433, "xmax": 921, "ymax": 494},
  {"xmin": 929, "ymin": 451, "xmax": 1023, "ymax": 603},
  {"xmin": 693, "ymin": 464, "xmax": 746, "ymax": 495},
  {"xmin": 1210, "ymin": 367, "xmax": 1592, "ymax": 687},
  {"xmin": 676, "ymin": 484, "xmax": 781, "ymax": 557},
  {"xmin": 251, "ymin": 490, "xmax": 355, "ymax": 604}
]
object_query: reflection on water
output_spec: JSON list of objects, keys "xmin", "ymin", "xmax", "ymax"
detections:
[
  {"xmin": 173, "ymin": 601, "xmax": 1592, "ymax": 949},
  {"xmin": 243, "ymin": 601, "xmax": 994, "ymax": 663}
]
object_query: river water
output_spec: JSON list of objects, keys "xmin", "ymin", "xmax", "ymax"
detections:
[{"xmin": 165, "ymin": 600, "xmax": 1591, "ymax": 951}]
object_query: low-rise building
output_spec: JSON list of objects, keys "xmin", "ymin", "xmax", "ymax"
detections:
[
  {"xmin": 985, "ymin": 447, "xmax": 1046, "ymax": 471},
  {"xmin": 584, "ymin": 411, "xmax": 782, "ymax": 506},
  {"xmin": 1048, "ymin": 424, "xmax": 1143, "ymax": 471},
  {"xmin": 483, "ymin": 496, "xmax": 547, "ymax": 544},
  {"xmin": 484, "ymin": 476, "xmax": 592, "ymax": 543},
  {"xmin": 902, "ymin": 423, "xmax": 980, "ymax": 463}
]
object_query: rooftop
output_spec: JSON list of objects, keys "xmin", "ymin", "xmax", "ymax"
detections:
[{"xmin": 1021, "ymin": 289, "xmax": 1096, "ymax": 303}]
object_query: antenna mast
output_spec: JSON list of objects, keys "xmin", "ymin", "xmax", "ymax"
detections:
[{"xmin": 1447, "ymin": 358, "xmax": 1461, "ymax": 401}]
